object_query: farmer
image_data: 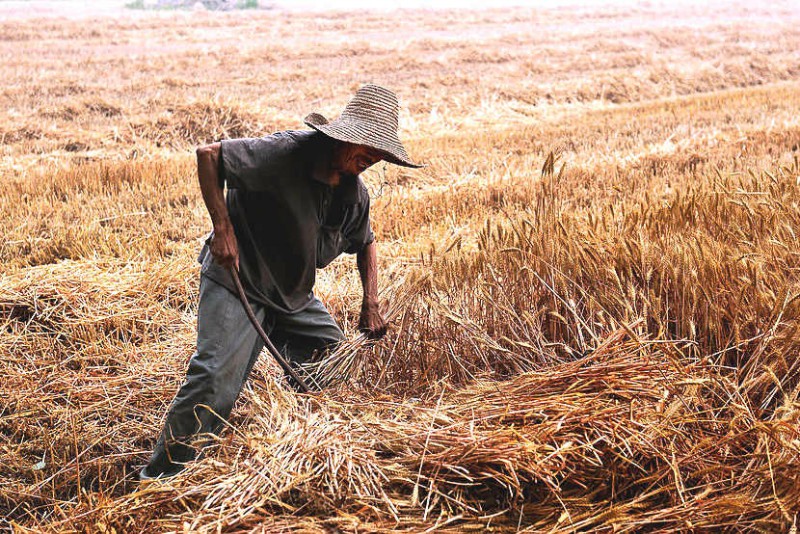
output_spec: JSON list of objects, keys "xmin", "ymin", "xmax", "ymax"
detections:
[{"xmin": 140, "ymin": 84, "xmax": 421, "ymax": 480}]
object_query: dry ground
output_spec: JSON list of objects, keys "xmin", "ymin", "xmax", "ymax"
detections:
[{"xmin": 2, "ymin": 1, "xmax": 800, "ymax": 532}]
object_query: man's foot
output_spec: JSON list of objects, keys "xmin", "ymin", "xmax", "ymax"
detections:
[{"xmin": 138, "ymin": 463, "xmax": 184, "ymax": 482}]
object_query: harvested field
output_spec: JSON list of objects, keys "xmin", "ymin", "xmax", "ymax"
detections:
[{"xmin": 2, "ymin": 1, "xmax": 800, "ymax": 532}]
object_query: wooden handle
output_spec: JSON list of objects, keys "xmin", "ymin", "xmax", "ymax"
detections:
[{"xmin": 228, "ymin": 266, "xmax": 311, "ymax": 393}]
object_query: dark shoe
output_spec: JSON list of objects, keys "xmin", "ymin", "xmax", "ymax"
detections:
[{"xmin": 138, "ymin": 463, "xmax": 184, "ymax": 482}]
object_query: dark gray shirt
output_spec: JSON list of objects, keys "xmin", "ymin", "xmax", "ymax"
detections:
[{"xmin": 198, "ymin": 130, "xmax": 375, "ymax": 314}]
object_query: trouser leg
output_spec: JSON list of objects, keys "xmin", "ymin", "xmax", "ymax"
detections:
[
  {"xmin": 270, "ymin": 296, "xmax": 345, "ymax": 389},
  {"xmin": 144, "ymin": 275, "xmax": 266, "ymax": 476}
]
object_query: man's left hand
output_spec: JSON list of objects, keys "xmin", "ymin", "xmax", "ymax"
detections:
[{"xmin": 359, "ymin": 300, "xmax": 388, "ymax": 340}]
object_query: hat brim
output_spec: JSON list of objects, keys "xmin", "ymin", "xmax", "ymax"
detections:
[{"xmin": 304, "ymin": 113, "xmax": 424, "ymax": 169}]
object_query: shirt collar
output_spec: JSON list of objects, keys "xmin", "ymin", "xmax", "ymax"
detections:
[{"xmin": 337, "ymin": 174, "xmax": 360, "ymax": 205}]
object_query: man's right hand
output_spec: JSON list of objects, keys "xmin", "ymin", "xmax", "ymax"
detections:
[{"xmin": 210, "ymin": 224, "xmax": 239, "ymax": 269}]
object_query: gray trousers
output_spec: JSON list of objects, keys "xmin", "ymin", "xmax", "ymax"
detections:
[{"xmin": 144, "ymin": 275, "xmax": 343, "ymax": 477}]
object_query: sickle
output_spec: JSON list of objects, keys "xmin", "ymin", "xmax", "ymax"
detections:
[{"xmin": 228, "ymin": 266, "xmax": 312, "ymax": 394}]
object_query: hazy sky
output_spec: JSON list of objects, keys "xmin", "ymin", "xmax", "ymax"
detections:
[
  {"xmin": 0, "ymin": 0, "xmax": 662, "ymax": 19},
  {"xmin": 274, "ymin": 0, "xmax": 630, "ymax": 8},
  {"xmin": 1, "ymin": 0, "xmax": 790, "ymax": 19}
]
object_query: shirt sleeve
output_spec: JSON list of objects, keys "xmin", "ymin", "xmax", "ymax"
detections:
[
  {"xmin": 219, "ymin": 133, "xmax": 297, "ymax": 191},
  {"xmin": 343, "ymin": 183, "xmax": 375, "ymax": 254}
]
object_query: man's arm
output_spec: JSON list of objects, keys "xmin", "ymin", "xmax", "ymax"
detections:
[
  {"xmin": 357, "ymin": 240, "xmax": 387, "ymax": 339},
  {"xmin": 196, "ymin": 143, "xmax": 238, "ymax": 269}
]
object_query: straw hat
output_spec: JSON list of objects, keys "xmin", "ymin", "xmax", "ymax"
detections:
[{"xmin": 304, "ymin": 84, "xmax": 423, "ymax": 168}]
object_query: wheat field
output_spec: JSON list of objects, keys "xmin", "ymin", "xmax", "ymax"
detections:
[{"xmin": 2, "ymin": 1, "xmax": 800, "ymax": 532}]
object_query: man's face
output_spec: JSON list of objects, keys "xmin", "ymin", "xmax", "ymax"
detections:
[{"xmin": 332, "ymin": 142, "xmax": 385, "ymax": 177}]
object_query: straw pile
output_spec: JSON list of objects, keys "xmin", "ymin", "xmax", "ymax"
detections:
[{"xmin": 10, "ymin": 326, "xmax": 796, "ymax": 532}]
